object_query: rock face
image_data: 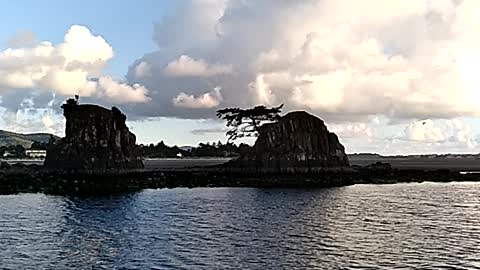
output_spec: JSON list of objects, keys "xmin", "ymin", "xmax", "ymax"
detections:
[
  {"xmin": 230, "ymin": 111, "xmax": 349, "ymax": 171},
  {"xmin": 44, "ymin": 103, "xmax": 143, "ymax": 170}
]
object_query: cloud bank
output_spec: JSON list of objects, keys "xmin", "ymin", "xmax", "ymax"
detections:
[
  {"xmin": 0, "ymin": 25, "xmax": 150, "ymax": 104},
  {"xmin": 173, "ymin": 87, "xmax": 223, "ymax": 109},
  {"xmin": 163, "ymin": 55, "xmax": 233, "ymax": 77},
  {"xmin": 405, "ymin": 119, "xmax": 476, "ymax": 148},
  {"xmin": 127, "ymin": 0, "xmax": 480, "ymax": 123}
]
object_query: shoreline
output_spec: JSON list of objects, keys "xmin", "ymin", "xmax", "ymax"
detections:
[
  {"xmin": 5, "ymin": 156, "xmax": 480, "ymax": 171},
  {"xmin": 1, "ymin": 163, "xmax": 480, "ymax": 195}
]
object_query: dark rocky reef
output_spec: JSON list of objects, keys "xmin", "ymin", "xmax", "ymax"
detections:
[
  {"xmin": 44, "ymin": 103, "xmax": 143, "ymax": 170},
  {"xmin": 1, "ymin": 162, "xmax": 479, "ymax": 195},
  {"xmin": 227, "ymin": 111, "xmax": 349, "ymax": 172}
]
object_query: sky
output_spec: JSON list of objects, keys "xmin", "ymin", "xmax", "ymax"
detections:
[{"xmin": 1, "ymin": 0, "xmax": 480, "ymax": 155}]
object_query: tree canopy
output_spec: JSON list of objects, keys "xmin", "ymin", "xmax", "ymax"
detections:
[
  {"xmin": 65, "ymin": 95, "xmax": 79, "ymax": 105},
  {"xmin": 216, "ymin": 104, "xmax": 283, "ymax": 141}
]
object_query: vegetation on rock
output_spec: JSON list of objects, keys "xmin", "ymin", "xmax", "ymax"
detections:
[
  {"xmin": 136, "ymin": 141, "xmax": 252, "ymax": 158},
  {"xmin": 216, "ymin": 104, "xmax": 283, "ymax": 141},
  {"xmin": 226, "ymin": 111, "xmax": 350, "ymax": 170}
]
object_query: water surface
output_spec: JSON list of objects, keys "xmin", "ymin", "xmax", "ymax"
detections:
[{"xmin": 1, "ymin": 182, "xmax": 480, "ymax": 269}]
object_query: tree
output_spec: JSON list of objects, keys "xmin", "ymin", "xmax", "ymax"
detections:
[
  {"xmin": 31, "ymin": 141, "xmax": 48, "ymax": 150},
  {"xmin": 216, "ymin": 104, "xmax": 283, "ymax": 141},
  {"xmin": 47, "ymin": 134, "xmax": 58, "ymax": 147},
  {"xmin": 65, "ymin": 95, "xmax": 80, "ymax": 105}
]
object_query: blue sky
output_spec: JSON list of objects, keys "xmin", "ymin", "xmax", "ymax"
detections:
[
  {"xmin": 0, "ymin": 0, "xmax": 223, "ymax": 146},
  {"xmin": 0, "ymin": 0, "xmax": 173, "ymax": 75},
  {"xmin": 1, "ymin": 0, "xmax": 480, "ymax": 154}
]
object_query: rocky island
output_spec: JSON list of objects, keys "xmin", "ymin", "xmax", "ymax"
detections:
[
  {"xmin": 45, "ymin": 100, "xmax": 143, "ymax": 171},
  {"xmin": 226, "ymin": 111, "xmax": 349, "ymax": 172}
]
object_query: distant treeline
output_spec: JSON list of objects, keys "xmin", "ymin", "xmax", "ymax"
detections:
[
  {"xmin": 0, "ymin": 142, "xmax": 48, "ymax": 159},
  {"xmin": 136, "ymin": 141, "xmax": 252, "ymax": 158},
  {"xmin": 0, "ymin": 141, "xmax": 253, "ymax": 159}
]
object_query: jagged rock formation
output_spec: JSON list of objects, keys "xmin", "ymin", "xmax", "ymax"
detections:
[
  {"xmin": 228, "ymin": 111, "xmax": 349, "ymax": 171},
  {"xmin": 44, "ymin": 103, "xmax": 143, "ymax": 170}
]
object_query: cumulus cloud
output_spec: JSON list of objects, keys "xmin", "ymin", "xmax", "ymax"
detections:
[
  {"xmin": 404, "ymin": 119, "xmax": 476, "ymax": 148},
  {"xmin": 134, "ymin": 61, "xmax": 152, "ymax": 78},
  {"xmin": 5, "ymin": 30, "xmax": 38, "ymax": 48},
  {"xmin": 337, "ymin": 118, "xmax": 478, "ymax": 154},
  {"xmin": 41, "ymin": 114, "xmax": 57, "ymax": 134},
  {"xmin": 329, "ymin": 123, "xmax": 374, "ymax": 139},
  {"xmin": 60, "ymin": 25, "xmax": 113, "ymax": 65},
  {"xmin": 126, "ymin": 0, "xmax": 480, "ymax": 123},
  {"xmin": 163, "ymin": 55, "xmax": 233, "ymax": 77},
  {"xmin": 173, "ymin": 87, "xmax": 223, "ymax": 109},
  {"xmin": 405, "ymin": 120, "xmax": 446, "ymax": 143},
  {"xmin": 446, "ymin": 119, "xmax": 477, "ymax": 148},
  {"xmin": 0, "ymin": 25, "xmax": 150, "ymax": 104},
  {"xmin": 96, "ymin": 76, "xmax": 151, "ymax": 103},
  {"xmin": 0, "ymin": 106, "xmax": 64, "ymax": 135}
]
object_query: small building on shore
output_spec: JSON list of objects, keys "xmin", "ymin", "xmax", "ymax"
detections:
[{"xmin": 25, "ymin": 149, "xmax": 47, "ymax": 158}]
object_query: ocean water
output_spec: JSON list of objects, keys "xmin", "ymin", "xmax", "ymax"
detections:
[{"xmin": 1, "ymin": 183, "xmax": 480, "ymax": 269}]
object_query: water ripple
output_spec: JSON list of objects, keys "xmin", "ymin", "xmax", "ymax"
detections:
[{"xmin": 1, "ymin": 183, "xmax": 480, "ymax": 269}]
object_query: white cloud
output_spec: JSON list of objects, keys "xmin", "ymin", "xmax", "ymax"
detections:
[
  {"xmin": 446, "ymin": 119, "xmax": 477, "ymax": 148},
  {"xmin": 97, "ymin": 76, "xmax": 151, "ymax": 103},
  {"xmin": 134, "ymin": 61, "xmax": 152, "ymax": 78},
  {"xmin": 404, "ymin": 118, "xmax": 476, "ymax": 148},
  {"xmin": 329, "ymin": 122, "xmax": 374, "ymax": 138},
  {"xmin": 405, "ymin": 120, "xmax": 446, "ymax": 143},
  {"xmin": 248, "ymin": 74, "xmax": 276, "ymax": 105},
  {"xmin": 39, "ymin": 68, "xmax": 97, "ymax": 96},
  {"xmin": 173, "ymin": 87, "xmax": 222, "ymax": 109},
  {"xmin": 128, "ymin": 0, "xmax": 480, "ymax": 121},
  {"xmin": 59, "ymin": 25, "xmax": 113, "ymax": 65},
  {"xmin": 339, "ymin": 118, "xmax": 479, "ymax": 154},
  {"xmin": 0, "ymin": 25, "xmax": 150, "ymax": 104},
  {"xmin": 164, "ymin": 55, "xmax": 232, "ymax": 77},
  {"xmin": 0, "ymin": 107, "xmax": 64, "ymax": 135},
  {"xmin": 41, "ymin": 114, "xmax": 57, "ymax": 134}
]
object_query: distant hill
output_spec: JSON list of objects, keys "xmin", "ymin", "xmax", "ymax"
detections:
[
  {"xmin": 0, "ymin": 130, "xmax": 60, "ymax": 148},
  {"xmin": 348, "ymin": 153, "xmax": 384, "ymax": 159}
]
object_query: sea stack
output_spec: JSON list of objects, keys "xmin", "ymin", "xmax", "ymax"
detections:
[
  {"xmin": 229, "ymin": 111, "xmax": 349, "ymax": 172},
  {"xmin": 44, "ymin": 101, "xmax": 143, "ymax": 170}
]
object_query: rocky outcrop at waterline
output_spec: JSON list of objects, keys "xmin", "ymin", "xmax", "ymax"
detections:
[
  {"xmin": 0, "ymin": 162, "xmax": 478, "ymax": 195},
  {"xmin": 44, "ymin": 102, "xmax": 143, "ymax": 170},
  {"xmin": 226, "ymin": 111, "xmax": 349, "ymax": 171}
]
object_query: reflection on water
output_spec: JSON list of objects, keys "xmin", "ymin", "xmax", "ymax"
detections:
[{"xmin": 1, "ymin": 183, "xmax": 480, "ymax": 269}]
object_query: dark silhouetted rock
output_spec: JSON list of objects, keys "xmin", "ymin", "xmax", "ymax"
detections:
[
  {"xmin": 367, "ymin": 162, "xmax": 392, "ymax": 171},
  {"xmin": 44, "ymin": 102, "xmax": 143, "ymax": 170},
  {"xmin": 228, "ymin": 111, "xmax": 349, "ymax": 171}
]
